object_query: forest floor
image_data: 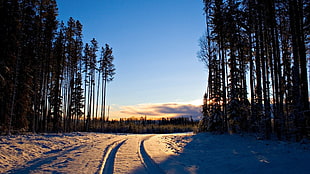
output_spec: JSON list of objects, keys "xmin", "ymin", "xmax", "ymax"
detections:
[{"xmin": 1, "ymin": 132, "xmax": 310, "ymax": 174}]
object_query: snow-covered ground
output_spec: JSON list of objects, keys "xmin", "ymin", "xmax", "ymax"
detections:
[{"xmin": 1, "ymin": 132, "xmax": 310, "ymax": 174}]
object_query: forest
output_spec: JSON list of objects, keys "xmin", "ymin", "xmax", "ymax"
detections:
[
  {"xmin": 198, "ymin": 0, "xmax": 310, "ymax": 141},
  {"xmin": 0, "ymin": 0, "xmax": 197, "ymax": 135},
  {"xmin": 1, "ymin": 1, "xmax": 310, "ymax": 173},
  {"xmin": 99, "ymin": 116, "xmax": 196, "ymax": 134},
  {"xmin": 1, "ymin": 0, "xmax": 310, "ymax": 140},
  {"xmin": 0, "ymin": 0, "xmax": 116, "ymax": 134}
]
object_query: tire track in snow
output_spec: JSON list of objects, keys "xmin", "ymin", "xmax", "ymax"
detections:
[
  {"xmin": 97, "ymin": 139, "xmax": 127, "ymax": 174},
  {"xmin": 139, "ymin": 137, "xmax": 165, "ymax": 174},
  {"xmin": 8, "ymin": 144, "xmax": 87, "ymax": 173}
]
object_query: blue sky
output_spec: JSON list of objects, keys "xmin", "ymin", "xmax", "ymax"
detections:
[{"xmin": 57, "ymin": 0, "xmax": 207, "ymax": 119}]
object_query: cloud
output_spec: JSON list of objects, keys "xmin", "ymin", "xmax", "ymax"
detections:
[{"xmin": 116, "ymin": 102, "xmax": 202, "ymax": 119}]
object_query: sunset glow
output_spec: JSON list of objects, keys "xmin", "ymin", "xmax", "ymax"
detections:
[{"xmin": 109, "ymin": 100, "xmax": 202, "ymax": 120}]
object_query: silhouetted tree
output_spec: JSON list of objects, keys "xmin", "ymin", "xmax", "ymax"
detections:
[{"xmin": 99, "ymin": 44, "xmax": 115, "ymax": 130}]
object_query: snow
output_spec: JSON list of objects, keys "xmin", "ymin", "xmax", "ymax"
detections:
[
  {"xmin": 146, "ymin": 133, "xmax": 310, "ymax": 174},
  {"xmin": 1, "ymin": 132, "xmax": 310, "ymax": 174}
]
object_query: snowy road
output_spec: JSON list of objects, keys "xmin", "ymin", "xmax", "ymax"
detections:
[
  {"xmin": 99, "ymin": 138, "xmax": 127, "ymax": 174},
  {"xmin": 99, "ymin": 135, "xmax": 164, "ymax": 174},
  {"xmin": 1, "ymin": 132, "xmax": 310, "ymax": 174},
  {"xmin": 1, "ymin": 133, "xmax": 184, "ymax": 174}
]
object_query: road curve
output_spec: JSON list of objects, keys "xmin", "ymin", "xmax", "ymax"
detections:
[
  {"xmin": 139, "ymin": 138, "xmax": 165, "ymax": 174},
  {"xmin": 97, "ymin": 139, "xmax": 127, "ymax": 174},
  {"xmin": 97, "ymin": 135, "xmax": 165, "ymax": 174}
]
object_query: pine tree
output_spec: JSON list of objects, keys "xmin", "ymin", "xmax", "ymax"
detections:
[
  {"xmin": 82, "ymin": 39, "xmax": 98, "ymax": 131},
  {"xmin": 198, "ymin": 1, "xmax": 225, "ymax": 132},
  {"xmin": 37, "ymin": 0, "xmax": 58, "ymax": 132},
  {"xmin": 83, "ymin": 43, "xmax": 90, "ymax": 131},
  {"xmin": 0, "ymin": 0, "xmax": 21, "ymax": 134},
  {"xmin": 50, "ymin": 22, "xmax": 65, "ymax": 132},
  {"xmin": 289, "ymin": 0, "xmax": 309, "ymax": 140},
  {"xmin": 71, "ymin": 20, "xmax": 84, "ymax": 131},
  {"xmin": 99, "ymin": 44, "xmax": 115, "ymax": 131}
]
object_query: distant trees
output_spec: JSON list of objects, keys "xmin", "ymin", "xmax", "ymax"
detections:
[
  {"xmin": 199, "ymin": 0, "xmax": 309, "ymax": 141},
  {"xmin": 0, "ymin": 0, "xmax": 116, "ymax": 134},
  {"xmin": 103, "ymin": 116, "xmax": 196, "ymax": 134}
]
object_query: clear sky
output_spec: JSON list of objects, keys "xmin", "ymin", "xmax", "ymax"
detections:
[{"xmin": 57, "ymin": 0, "xmax": 207, "ymax": 119}]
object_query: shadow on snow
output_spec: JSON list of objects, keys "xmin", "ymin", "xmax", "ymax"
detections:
[{"xmin": 132, "ymin": 133, "xmax": 310, "ymax": 174}]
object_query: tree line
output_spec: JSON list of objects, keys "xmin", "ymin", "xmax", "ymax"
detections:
[
  {"xmin": 198, "ymin": 0, "xmax": 310, "ymax": 141},
  {"xmin": 102, "ymin": 116, "xmax": 197, "ymax": 134},
  {"xmin": 0, "ymin": 0, "xmax": 115, "ymax": 134}
]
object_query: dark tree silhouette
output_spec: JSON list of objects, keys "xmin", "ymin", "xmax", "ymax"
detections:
[
  {"xmin": 199, "ymin": 0, "xmax": 310, "ymax": 140},
  {"xmin": 0, "ymin": 0, "xmax": 116, "ymax": 134}
]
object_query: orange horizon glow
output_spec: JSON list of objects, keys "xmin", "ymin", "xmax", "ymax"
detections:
[{"xmin": 108, "ymin": 100, "xmax": 203, "ymax": 120}]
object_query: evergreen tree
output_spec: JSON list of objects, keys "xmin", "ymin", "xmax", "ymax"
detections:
[
  {"xmin": 50, "ymin": 22, "xmax": 65, "ymax": 132},
  {"xmin": 82, "ymin": 39, "xmax": 98, "ymax": 131},
  {"xmin": 37, "ymin": 0, "xmax": 58, "ymax": 132},
  {"xmin": 0, "ymin": 0, "xmax": 22, "ymax": 134},
  {"xmin": 83, "ymin": 43, "xmax": 90, "ymax": 131},
  {"xmin": 71, "ymin": 20, "xmax": 84, "ymax": 131},
  {"xmin": 99, "ymin": 44, "xmax": 115, "ymax": 130}
]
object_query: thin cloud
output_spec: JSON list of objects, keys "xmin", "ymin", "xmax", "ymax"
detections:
[{"xmin": 118, "ymin": 102, "xmax": 202, "ymax": 119}]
